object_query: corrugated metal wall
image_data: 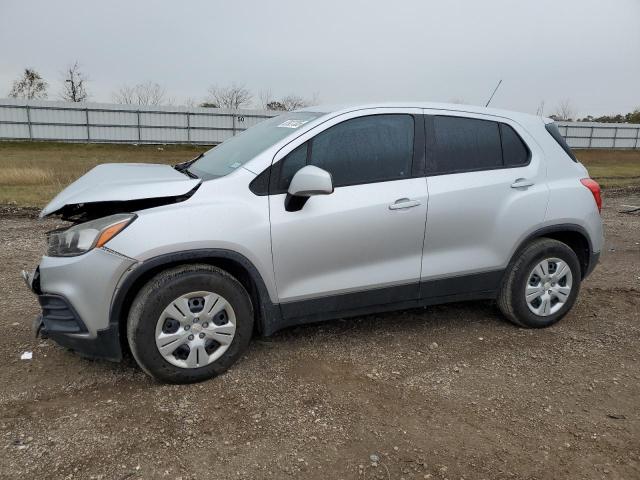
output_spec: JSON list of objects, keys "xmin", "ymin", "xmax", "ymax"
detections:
[
  {"xmin": 557, "ymin": 122, "xmax": 640, "ymax": 149},
  {"xmin": 1, "ymin": 99, "xmax": 639, "ymax": 148},
  {"xmin": 0, "ymin": 99, "xmax": 278, "ymax": 145}
]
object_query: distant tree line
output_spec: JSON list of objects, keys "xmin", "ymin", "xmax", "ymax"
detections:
[
  {"xmin": 576, "ymin": 110, "xmax": 640, "ymax": 124},
  {"xmin": 6, "ymin": 65, "xmax": 318, "ymax": 111},
  {"xmin": 539, "ymin": 98, "xmax": 640, "ymax": 124},
  {"xmin": 8, "ymin": 67, "xmax": 638, "ymax": 121}
]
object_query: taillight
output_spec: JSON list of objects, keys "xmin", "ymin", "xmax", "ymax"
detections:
[{"xmin": 580, "ymin": 178, "xmax": 602, "ymax": 213}]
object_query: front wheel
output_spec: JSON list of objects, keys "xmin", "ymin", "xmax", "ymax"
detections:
[
  {"xmin": 127, "ymin": 264, "xmax": 253, "ymax": 383},
  {"xmin": 498, "ymin": 238, "xmax": 581, "ymax": 328}
]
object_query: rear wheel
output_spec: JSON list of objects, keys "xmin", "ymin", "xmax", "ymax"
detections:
[
  {"xmin": 498, "ymin": 238, "xmax": 581, "ymax": 328},
  {"xmin": 127, "ymin": 264, "xmax": 253, "ymax": 383}
]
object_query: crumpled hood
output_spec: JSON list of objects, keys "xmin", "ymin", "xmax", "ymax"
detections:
[{"xmin": 40, "ymin": 163, "xmax": 201, "ymax": 218}]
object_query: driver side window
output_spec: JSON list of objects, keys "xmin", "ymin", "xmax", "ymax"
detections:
[{"xmin": 269, "ymin": 114, "xmax": 415, "ymax": 194}]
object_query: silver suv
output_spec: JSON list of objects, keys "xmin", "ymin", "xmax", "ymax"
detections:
[{"xmin": 24, "ymin": 103, "xmax": 603, "ymax": 383}]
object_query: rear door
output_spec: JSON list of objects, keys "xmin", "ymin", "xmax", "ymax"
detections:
[
  {"xmin": 421, "ymin": 112, "xmax": 548, "ymax": 295},
  {"xmin": 268, "ymin": 109, "xmax": 428, "ymax": 317}
]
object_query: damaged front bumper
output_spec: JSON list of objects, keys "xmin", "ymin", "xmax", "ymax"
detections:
[{"xmin": 23, "ymin": 248, "xmax": 137, "ymax": 362}]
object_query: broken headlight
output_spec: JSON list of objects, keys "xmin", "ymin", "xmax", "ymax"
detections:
[{"xmin": 46, "ymin": 213, "xmax": 136, "ymax": 257}]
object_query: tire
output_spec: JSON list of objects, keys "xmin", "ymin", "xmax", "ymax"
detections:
[
  {"xmin": 127, "ymin": 264, "xmax": 253, "ymax": 384},
  {"xmin": 498, "ymin": 238, "xmax": 581, "ymax": 328}
]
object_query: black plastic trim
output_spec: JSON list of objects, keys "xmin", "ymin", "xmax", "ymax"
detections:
[
  {"xmin": 521, "ymin": 224, "xmax": 593, "ymax": 252},
  {"xmin": 280, "ymin": 282, "xmax": 420, "ymax": 320},
  {"xmin": 272, "ymin": 270, "xmax": 505, "ymax": 333},
  {"xmin": 585, "ymin": 251, "xmax": 600, "ymax": 278},
  {"xmin": 110, "ymin": 248, "xmax": 281, "ymax": 337},
  {"xmin": 111, "ymin": 248, "xmax": 514, "ymax": 339},
  {"xmin": 34, "ymin": 294, "xmax": 122, "ymax": 362},
  {"xmin": 38, "ymin": 294, "xmax": 88, "ymax": 334},
  {"xmin": 511, "ymin": 223, "xmax": 597, "ymax": 278},
  {"xmin": 42, "ymin": 321, "xmax": 123, "ymax": 362},
  {"xmin": 420, "ymin": 270, "xmax": 504, "ymax": 299},
  {"xmin": 284, "ymin": 193, "xmax": 310, "ymax": 212}
]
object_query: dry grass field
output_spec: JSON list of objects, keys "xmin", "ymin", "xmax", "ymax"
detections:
[
  {"xmin": 0, "ymin": 141, "xmax": 638, "ymax": 207},
  {"xmin": 0, "ymin": 142, "xmax": 208, "ymax": 206},
  {"xmin": 574, "ymin": 149, "xmax": 640, "ymax": 188}
]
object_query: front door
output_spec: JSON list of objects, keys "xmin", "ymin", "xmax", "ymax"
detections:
[{"xmin": 269, "ymin": 110, "xmax": 429, "ymax": 318}]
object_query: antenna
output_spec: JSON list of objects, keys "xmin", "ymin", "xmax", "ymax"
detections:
[{"xmin": 485, "ymin": 79, "xmax": 502, "ymax": 107}]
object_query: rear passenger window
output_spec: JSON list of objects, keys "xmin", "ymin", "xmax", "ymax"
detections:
[
  {"xmin": 500, "ymin": 124, "xmax": 530, "ymax": 167},
  {"xmin": 430, "ymin": 116, "xmax": 502, "ymax": 174},
  {"xmin": 427, "ymin": 116, "xmax": 530, "ymax": 175}
]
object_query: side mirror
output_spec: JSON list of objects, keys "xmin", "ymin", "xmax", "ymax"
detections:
[
  {"xmin": 288, "ymin": 165, "xmax": 333, "ymax": 197},
  {"xmin": 285, "ymin": 165, "xmax": 333, "ymax": 211}
]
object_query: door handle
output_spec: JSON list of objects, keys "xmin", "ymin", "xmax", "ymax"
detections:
[
  {"xmin": 511, "ymin": 178, "xmax": 535, "ymax": 189},
  {"xmin": 389, "ymin": 198, "xmax": 422, "ymax": 210}
]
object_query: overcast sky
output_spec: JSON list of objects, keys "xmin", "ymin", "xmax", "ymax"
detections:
[{"xmin": 1, "ymin": 0, "xmax": 638, "ymax": 116}]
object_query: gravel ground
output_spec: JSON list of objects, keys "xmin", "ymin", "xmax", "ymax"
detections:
[{"xmin": 1, "ymin": 194, "xmax": 638, "ymax": 480}]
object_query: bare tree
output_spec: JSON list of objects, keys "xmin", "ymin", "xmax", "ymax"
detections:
[
  {"xmin": 554, "ymin": 98, "xmax": 575, "ymax": 121},
  {"xmin": 206, "ymin": 83, "xmax": 253, "ymax": 109},
  {"xmin": 60, "ymin": 61, "xmax": 88, "ymax": 102},
  {"xmin": 137, "ymin": 81, "xmax": 169, "ymax": 105},
  {"xmin": 536, "ymin": 100, "xmax": 545, "ymax": 116},
  {"xmin": 263, "ymin": 92, "xmax": 318, "ymax": 111},
  {"xmin": 183, "ymin": 97, "xmax": 197, "ymax": 108},
  {"xmin": 112, "ymin": 85, "xmax": 136, "ymax": 104},
  {"xmin": 112, "ymin": 81, "xmax": 171, "ymax": 105},
  {"xmin": 281, "ymin": 95, "xmax": 311, "ymax": 111},
  {"xmin": 258, "ymin": 89, "xmax": 274, "ymax": 110},
  {"xmin": 8, "ymin": 68, "xmax": 48, "ymax": 99}
]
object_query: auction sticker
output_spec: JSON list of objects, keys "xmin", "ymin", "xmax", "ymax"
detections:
[{"xmin": 277, "ymin": 120, "xmax": 309, "ymax": 129}]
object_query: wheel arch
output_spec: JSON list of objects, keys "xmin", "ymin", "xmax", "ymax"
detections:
[
  {"xmin": 111, "ymin": 249, "xmax": 281, "ymax": 353},
  {"xmin": 510, "ymin": 224, "xmax": 593, "ymax": 279}
]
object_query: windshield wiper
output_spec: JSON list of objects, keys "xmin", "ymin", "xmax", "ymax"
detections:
[{"xmin": 174, "ymin": 153, "xmax": 203, "ymax": 178}]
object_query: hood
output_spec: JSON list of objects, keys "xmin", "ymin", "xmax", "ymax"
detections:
[{"xmin": 40, "ymin": 163, "xmax": 201, "ymax": 219}]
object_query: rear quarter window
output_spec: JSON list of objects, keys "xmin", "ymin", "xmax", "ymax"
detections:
[{"xmin": 545, "ymin": 122, "xmax": 577, "ymax": 162}]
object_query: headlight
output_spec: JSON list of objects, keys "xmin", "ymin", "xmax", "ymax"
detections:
[{"xmin": 47, "ymin": 213, "xmax": 136, "ymax": 257}]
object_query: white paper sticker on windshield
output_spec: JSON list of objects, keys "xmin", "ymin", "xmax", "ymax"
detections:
[
  {"xmin": 277, "ymin": 120, "xmax": 309, "ymax": 129},
  {"xmin": 229, "ymin": 162, "xmax": 242, "ymax": 169}
]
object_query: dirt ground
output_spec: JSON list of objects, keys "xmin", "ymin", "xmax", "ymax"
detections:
[{"xmin": 0, "ymin": 194, "xmax": 638, "ymax": 480}]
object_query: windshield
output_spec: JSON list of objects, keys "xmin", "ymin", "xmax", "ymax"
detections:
[{"xmin": 189, "ymin": 111, "xmax": 323, "ymax": 179}]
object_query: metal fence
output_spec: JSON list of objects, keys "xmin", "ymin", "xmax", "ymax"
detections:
[
  {"xmin": 0, "ymin": 99, "xmax": 278, "ymax": 145},
  {"xmin": 1, "ymin": 99, "xmax": 639, "ymax": 149},
  {"xmin": 557, "ymin": 121, "xmax": 640, "ymax": 149}
]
